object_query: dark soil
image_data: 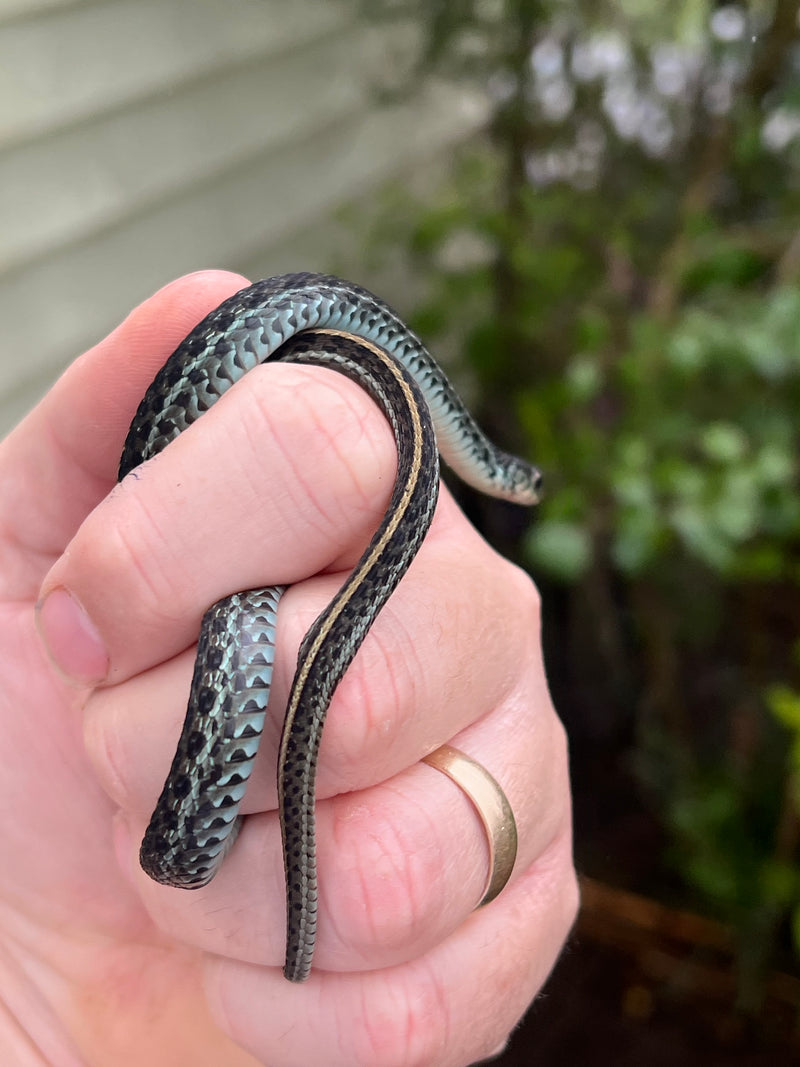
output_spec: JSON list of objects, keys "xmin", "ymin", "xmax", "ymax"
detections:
[
  {"xmin": 487, "ymin": 740, "xmax": 800, "ymax": 1066},
  {"xmin": 495, "ymin": 929, "xmax": 799, "ymax": 1067}
]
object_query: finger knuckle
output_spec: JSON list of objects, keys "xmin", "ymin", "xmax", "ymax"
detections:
[
  {"xmin": 250, "ymin": 367, "xmax": 396, "ymax": 533},
  {"xmin": 354, "ymin": 967, "xmax": 452, "ymax": 1067},
  {"xmin": 334, "ymin": 804, "xmax": 437, "ymax": 962},
  {"xmin": 328, "ymin": 629, "xmax": 411, "ymax": 777},
  {"xmin": 93, "ymin": 491, "xmax": 185, "ymax": 625},
  {"xmin": 505, "ymin": 559, "xmax": 542, "ymax": 623}
]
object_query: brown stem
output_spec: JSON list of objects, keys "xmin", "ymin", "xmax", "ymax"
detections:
[{"xmin": 630, "ymin": 578, "xmax": 693, "ymax": 747}]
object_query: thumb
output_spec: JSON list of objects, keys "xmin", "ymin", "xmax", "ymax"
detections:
[{"xmin": 0, "ymin": 271, "xmax": 248, "ymax": 600}]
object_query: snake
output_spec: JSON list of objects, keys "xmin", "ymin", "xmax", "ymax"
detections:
[{"xmin": 118, "ymin": 273, "xmax": 541, "ymax": 982}]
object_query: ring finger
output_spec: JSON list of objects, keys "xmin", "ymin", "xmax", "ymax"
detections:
[{"xmin": 118, "ymin": 657, "xmax": 569, "ymax": 977}]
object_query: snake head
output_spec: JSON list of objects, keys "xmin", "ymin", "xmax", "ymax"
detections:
[{"xmin": 497, "ymin": 457, "xmax": 543, "ymax": 506}]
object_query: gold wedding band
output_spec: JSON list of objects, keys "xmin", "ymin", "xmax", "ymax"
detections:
[{"xmin": 422, "ymin": 743, "xmax": 518, "ymax": 906}]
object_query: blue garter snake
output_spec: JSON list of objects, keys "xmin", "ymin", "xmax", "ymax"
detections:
[{"xmin": 118, "ymin": 273, "xmax": 541, "ymax": 982}]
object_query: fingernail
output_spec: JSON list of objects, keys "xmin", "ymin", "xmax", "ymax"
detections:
[{"xmin": 35, "ymin": 588, "xmax": 109, "ymax": 685}]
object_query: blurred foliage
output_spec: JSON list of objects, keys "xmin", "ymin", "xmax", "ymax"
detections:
[
  {"xmin": 766, "ymin": 678, "xmax": 800, "ymax": 950},
  {"xmin": 364, "ymin": 0, "xmax": 800, "ymax": 1011}
]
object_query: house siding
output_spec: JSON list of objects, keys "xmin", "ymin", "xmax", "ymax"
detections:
[{"xmin": 0, "ymin": 0, "xmax": 485, "ymax": 433}]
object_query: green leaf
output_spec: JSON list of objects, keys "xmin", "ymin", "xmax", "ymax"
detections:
[
  {"xmin": 759, "ymin": 860, "xmax": 800, "ymax": 907},
  {"xmin": 712, "ymin": 469, "xmax": 759, "ymax": 542},
  {"xmin": 565, "ymin": 355, "xmax": 603, "ymax": 403},
  {"xmin": 612, "ymin": 510, "xmax": 663, "ymax": 573},
  {"xmin": 670, "ymin": 502, "xmax": 733, "ymax": 571},
  {"xmin": 525, "ymin": 519, "xmax": 592, "ymax": 581},
  {"xmin": 766, "ymin": 685, "xmax": 800, "ymax": 733},
  {"xmin": 755, "ymin": 443, "xmax": 795, "ymax": 487},
  {"xmin": 667, "ymin": 327, "xmax": 708, "ymax": 373},
  {"xmin": 701, "ymin": 422, "xmax": 749, "ymax": 464}
]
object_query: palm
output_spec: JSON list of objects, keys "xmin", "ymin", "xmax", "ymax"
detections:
[{"xmin": 0, "ymin": 597, "xmax": 130, "ymax": 938}]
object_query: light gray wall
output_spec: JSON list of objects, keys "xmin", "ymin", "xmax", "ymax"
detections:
[{"xmin": 0, "ymin": 0, "xmax": 486, "ymax": 433}]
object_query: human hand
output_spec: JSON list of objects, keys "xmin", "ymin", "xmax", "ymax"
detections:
[{"xmin": 0, "ymin": 272, "xmax": 577, "ymax": 1066}]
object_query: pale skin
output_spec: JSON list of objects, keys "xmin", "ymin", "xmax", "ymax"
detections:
[{"xmin": 0, "ymin": 271, "xmax": 577, "ymax": 1067}]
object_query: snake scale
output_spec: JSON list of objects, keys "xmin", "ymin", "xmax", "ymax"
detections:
[{"xmin": 118, "ymin": 273, "xmax": 541, "ymax": 982}]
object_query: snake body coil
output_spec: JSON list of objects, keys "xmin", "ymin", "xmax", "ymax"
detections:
[{"xmin": 120, "ymin": 273, "xmax": 541, "ymax": 982}]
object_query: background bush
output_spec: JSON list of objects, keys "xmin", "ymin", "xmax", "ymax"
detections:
[{"xmin": 366, "ymin": 0, "xmax": 800, "ymax": 1012}]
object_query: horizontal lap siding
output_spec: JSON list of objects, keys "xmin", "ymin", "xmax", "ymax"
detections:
[
  {"xmin": 0, "ymin": 0, "xmax": 485, "ymax": 434},
  {"xmin": 0, "ymin": 0, "xmax": 79, "ymax": 20}
]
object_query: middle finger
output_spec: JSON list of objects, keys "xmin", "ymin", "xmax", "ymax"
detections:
[{"xmin": 86, "ymin": 491, "xmax": 535, "ymax": 820}]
